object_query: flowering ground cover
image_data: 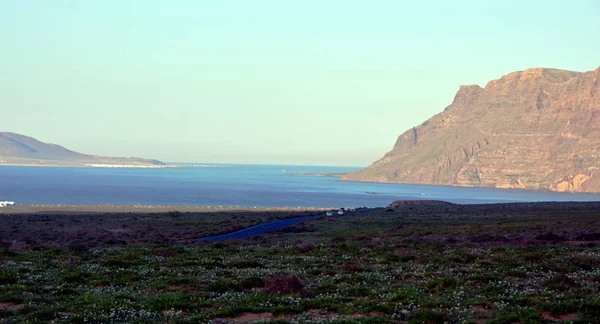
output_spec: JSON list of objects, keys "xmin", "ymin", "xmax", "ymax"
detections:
[{"xmin": 1, "ymin": 202, "xmax": 600, "ymax": 323}]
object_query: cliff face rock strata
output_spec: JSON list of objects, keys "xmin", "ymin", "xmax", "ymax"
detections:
[{"xmin": 342, "ymin": 67, "xmax": 600, "ymax": 193}]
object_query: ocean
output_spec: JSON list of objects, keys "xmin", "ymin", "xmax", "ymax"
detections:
[{"xmin": 0, "ymin": 164, "xmax": 599, "ymax": 207}]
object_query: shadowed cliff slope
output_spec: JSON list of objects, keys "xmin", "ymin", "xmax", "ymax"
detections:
[{"xmin": 343, "ymin": 67, "xmax": 600, "ymax": 193}]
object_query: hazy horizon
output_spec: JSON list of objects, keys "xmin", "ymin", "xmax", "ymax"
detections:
[{"xmin": 2, "ymin": 1, "xmax": 599, "ymax": 165}]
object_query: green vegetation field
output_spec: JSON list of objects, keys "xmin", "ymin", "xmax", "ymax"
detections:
[{"xmin": 2, "ymin": 202, "xmax": 600, "ymax": 323}]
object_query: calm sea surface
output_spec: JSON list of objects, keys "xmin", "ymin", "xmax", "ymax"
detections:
[{"xmin": 0, "ymin": 165, "xmax": 599, "ymax": 207}]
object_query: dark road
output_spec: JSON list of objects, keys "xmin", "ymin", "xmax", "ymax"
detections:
[{"xmin": 197, "ymin": 213, "xmax": 327, "ymax": 242}]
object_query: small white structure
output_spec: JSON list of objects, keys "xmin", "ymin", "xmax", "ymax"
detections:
[
  {"xmin": 0, "ymin": 201, "xmax": 15, "ymax": 208},
  {"xmin": 337, "ymin": 209, "xmax": 344, "ymax": 216},
  {"xmin": 326, "ymin": 211, "xmax": 333, "ymax": 216}
]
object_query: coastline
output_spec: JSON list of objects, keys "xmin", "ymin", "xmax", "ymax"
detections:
[
  {"xmin": 3, "ymin": 201, "xmax": 600, "ymax": 215},
  {"xmin": 0, "ymin": 204, "xmax": 333, "ymax": 214},
  {"xmin": 0, "ymin": 163, "xmax": 177, "ymax": 168},
  {"xmin": 339, "ymin": 177, "xmax": 600, "ymax": 195}
]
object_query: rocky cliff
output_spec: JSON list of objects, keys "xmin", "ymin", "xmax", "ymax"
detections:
[{"xmin": 342, "ymin": 67, "xmax": 600, "ymax": 193}]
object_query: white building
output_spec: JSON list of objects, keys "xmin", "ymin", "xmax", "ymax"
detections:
[{"xmin": 0, "ymin": 201, "xmax": 15, "ymax": 208}]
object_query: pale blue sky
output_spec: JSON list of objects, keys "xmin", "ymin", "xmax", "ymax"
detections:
[{"xmin": 1, "ymin": 1, "xmax": 599, "ymax": 166}]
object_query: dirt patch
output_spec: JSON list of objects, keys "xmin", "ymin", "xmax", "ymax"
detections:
[
  {"xmin": 307, "ymin": 309, "xmax": 340, "ymax": 319},
  {"xmin": 305, "ymin": 310, "xmax": 382, "ymax": 320},
  {"xmin": 541, "ymin": 311, "xmax": 580, "ymax": 321},
  {"xmin": 264, "ymin": 274, "xmax": 304, "ymax": 295},
  {"xmin": 214, "ymin": 312, "xmax": 274, "ymax": 323},
  {"xmin": 347, "ymin": 311, "xmax": 384, "ymax": 318},
  {"xmin": 471, "ymin": 306, "xmax": 491, "ymax": 314},
  {"xmin": 0, "ymin": 303, "xmax": 25, "ymax": 311},
  {"xmin": 395, "ymin": 248, "xmax": 416, "ymax": 256}
]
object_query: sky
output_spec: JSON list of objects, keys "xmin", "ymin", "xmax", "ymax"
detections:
[{"xmin": 1, "ymin": 1, "xmax": 599, "ymax": 166}]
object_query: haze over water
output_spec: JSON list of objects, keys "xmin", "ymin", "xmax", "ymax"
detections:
[{"xmin": 1, "ymin": 165, "xmax": 598, "ymax": 207}]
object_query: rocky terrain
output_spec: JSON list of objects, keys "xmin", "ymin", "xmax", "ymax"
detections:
[
  {"xmin": 0, "ymin": 132, "xmax": 165, "ymax": 167},
  {"xmin": 343, "ymin": 67, "xmax": 600, "ymax": 192}
]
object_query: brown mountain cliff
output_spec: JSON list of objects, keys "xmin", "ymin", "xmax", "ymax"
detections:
[{"xmin": 342, "ymin": 67, "xmax": 600, "ymax": 192}]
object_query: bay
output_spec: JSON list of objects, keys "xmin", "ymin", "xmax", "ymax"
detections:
[{"xmin": 0, "ymin": 165, "xmax": 598, "ymax": 207}]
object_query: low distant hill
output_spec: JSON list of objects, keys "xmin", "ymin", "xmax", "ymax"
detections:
[
  {"xmin": 0, "ymin": 132, "xmax": 165, "ymax": 167},
  {"xmin": 343, "ymin": 67, "xmax": 600, "ymax": 193}
]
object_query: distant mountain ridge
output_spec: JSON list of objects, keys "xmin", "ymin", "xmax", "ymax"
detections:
[
  {"xmin": 0, "ymin": 132, "xmax": 165, "ymax": 166},
  {"xmin": 342, "ymin": 66, "xmax": 600, "ymax": 193}
]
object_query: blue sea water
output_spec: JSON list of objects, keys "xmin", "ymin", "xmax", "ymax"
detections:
[{"xmin": 0, "ymin": 164, "xmax": 599, "ymax": 207}]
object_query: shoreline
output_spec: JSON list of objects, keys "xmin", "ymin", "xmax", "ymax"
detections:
[
  {"xmin": 340, "ymin": 177, "xmax": 600, "ymax": 195},
  {"xmin": 0, "ymin": 204, "xmax": 334, "ymax": 214},
  {"xmin": 0, "ymin": 163, "xmax": 176, "ymax": 168},
  {"xmin": 2, "ymin": 200, "xmax": 600, "ymax": 214}
]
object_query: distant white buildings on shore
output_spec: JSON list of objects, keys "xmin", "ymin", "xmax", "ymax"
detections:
[
  {"xmin": 84, "ymin": 164, "xmax": 166, "ymax": 169},
  {"xmin": 0, "ymin": 201, "xmax": 15, "ymax": 207}
]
